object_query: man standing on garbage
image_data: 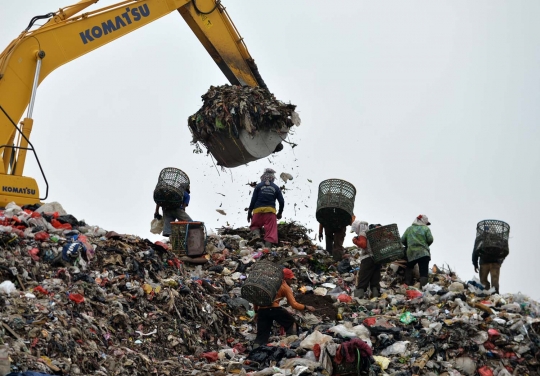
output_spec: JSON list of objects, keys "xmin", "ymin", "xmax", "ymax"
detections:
[
  {"xmin": 402, "ymin": 215, "xmax": 433, "ymax": 287},
  {"xmin": 155, "ymin": 185, "xmax": 192, "ymax": 237},
  {"xmin": 318, "ymin": 214, "xmax": 355, "ymax": 262},
  {"xmin": 472, "ymin": 242, "xmax": 505, "ymax": 294},
  {"xmin": 247, "ymin": 168, "xmax": 285, "ymax": 248},
  {"xmin": 352, "ymin": 221, "xmax": 382, "ymax": 298},
  {"xmin": 253, "ymin": 268, "xmax": 315, "ymax": 347}
]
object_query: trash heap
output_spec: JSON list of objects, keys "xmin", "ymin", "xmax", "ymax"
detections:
[
  {"xmin": 1, "ymin": 202, "xmax": 539, "ymax": 376},
  {"xmin": 187, "ymin": 85, "xmax": 300, "ymax": 144}
]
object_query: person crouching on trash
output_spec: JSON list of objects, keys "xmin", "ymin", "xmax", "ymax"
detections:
[
  {"xmin": 253, "ymin": 268, "xmax": 315, "ymax": 347},
  {"xmin": 247, "ymin": 168, "xmax": 285, "ymax": 248},
  {"xmin": 352, "ymin": 221, "xmax": 382, "ymax": 299},
  {"xmin": 402, "ymin": 214, "xmax": 433, "ymax": 287}
]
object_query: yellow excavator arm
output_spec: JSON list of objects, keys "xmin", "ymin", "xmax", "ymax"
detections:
[{"xmin": 0, "ymin": 0, "xmax": 266, "ymax": 207}]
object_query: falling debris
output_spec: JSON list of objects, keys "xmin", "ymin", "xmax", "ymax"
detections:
[
  {"xmin": 216, "ymin": 192, "xmax": 226, "ymax": 197},
  {"xmin": 280, "ymin": 172, "xmax": 294, "ymax": 183},
  {"xmin": 307, "ymin": 179, "xmax": 312, "ymax": 183},
  {"xmin": 216, "ymin": 209, "xmax": 227, "ymax": 215}
]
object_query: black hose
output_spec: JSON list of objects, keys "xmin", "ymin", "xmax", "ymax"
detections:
[
  {"xmin": 25, "ymin": 12, "xmax": 55, "ymax": 31},
  {"xmin": 191, "ymin": 0, "xmax": 221, "ymax": 15}
]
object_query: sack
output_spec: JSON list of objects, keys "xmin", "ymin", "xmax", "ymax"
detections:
[{"xmin": 150, "ymin": 218, "xmax": 164, "ymax": 234}]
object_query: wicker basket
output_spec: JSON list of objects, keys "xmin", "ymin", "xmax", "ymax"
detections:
[
  {"xmin": 153, "ymin": 168, "xmax": 190, "ymax": 208},
  {"xmin": 474, "ymin": 220, "xmax": 510, "ymax": 259},
  {"xmin": 241, "ymin": 261, "xmax": 283, "ymax": 306},
  {"xmin": 170, "ymin": 221, "xmax": 206, "ymax": 257},
  {"xmin": 332, "ymin": 349, "xmax": 362, "ymax": 375},
  {"xmin": 316, "ymin": 179, "xmax": 356, "ymax": 229},
  {"xmin": 366, "ymin": 224, "xmax": 404, "ymax": 264}
]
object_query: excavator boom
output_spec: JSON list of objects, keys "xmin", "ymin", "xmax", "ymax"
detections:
[{"xmin": 0, "ymin": 0, "xmax": 265, "ymax": 206}]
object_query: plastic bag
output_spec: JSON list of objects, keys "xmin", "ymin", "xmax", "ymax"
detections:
[
  {"xmin": 0, "ymin": 280, "xmax": 17, "ymax": 295},
  {"xmin": 299, "ymin": 330, "xmax": 332, "ymax": 349},
  {"xmin": 150, "ymin": 218, "xmax": 164, "ymax": 234},
  {"xmin": 380, "ymin": 341, "xmax": 410, "ymax": 356},
  {"xmin": 399, "ymin": 312, "xmax": 416, "ymax": 324}
]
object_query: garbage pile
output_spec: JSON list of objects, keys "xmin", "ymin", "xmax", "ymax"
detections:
[
  {"xmin": 1, "ymin": 202, "xmax": 539, "ymax": 376},
  {"xmin": 187, "ymin": 84, "xmax": 301, "ymax": 144}
]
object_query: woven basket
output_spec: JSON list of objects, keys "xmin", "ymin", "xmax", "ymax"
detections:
[
  {"xmin": 316, "ymin": 179, "xmax": 356, "ymax": 229},
  {"xmin": 241, "ymin": 262, "xmax": 283, "ymax": 306},
  {"xmin": 153, "ymin": 168, "xmax": 189, "ymax": 208},
  {"xmin": 332, "ymin": 349, "xmax": 362, "ymax": 375},
  {"xmin": 170, "ymin": 221, "xmax": 206, "ymax": 257},
  {"xmin": 366, "ymin": 224, "xmax": 404, "ymax": 264},
  {"xmin": 475, "ymin": 220, "xmax": 510, "ymax": 259}
]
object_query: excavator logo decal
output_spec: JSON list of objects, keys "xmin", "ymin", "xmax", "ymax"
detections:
[
  {"xmin": 79, "ymin": 5, "xmax": 150, "ymax": 44},
  {"xmin": 2, "ymin": 186, "xmax": 36, "ymax": 195}
]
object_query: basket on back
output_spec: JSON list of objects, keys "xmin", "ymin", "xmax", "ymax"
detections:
[
  {"xmin": 153, "ymin": 168, "xmax": 190, "ymax": 208},
  {"xmin": 316, "ymin": 179, "xmax": 356, "ymax": 229},
  {"xmin": 366, "ymin": 224, "xmax": 404, "ymax": 264},
  {"xmin": 241, "ymin": 261, "xmax": 283, "ymax": 306},
  {"xmin": 474, "ymin": 220, "xmax": 510, "ymax": 259}
]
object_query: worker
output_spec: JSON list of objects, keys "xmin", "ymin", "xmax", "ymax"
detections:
[
  {"xmin": 318, "ymin": 214, "xmax": 355, "ymax": 262},
  {"xmin": 247, "ymin": 168, "xmax": 284, "ymax": 248},
  {"xmin": 155, "ymin": 185, "xmax": 192, "ymax": 237},
  {"xmin": 402, "ymin": 214, "xmax": 433, "ymax": 287},
  {"xmin": 253, "ymin": 268, "xmax": 315, "ymax": 347},
  {"xmin": 352, "ymin": 221, "xmax": 382, "ymax": 299},
  {"xmin": 472, "ymin": 241, "xmax": 506, "ymax": 294}
]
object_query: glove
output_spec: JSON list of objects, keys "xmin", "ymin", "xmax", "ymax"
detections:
[
  {"xmin": 247, "ymin": 212, "xmax": 253, "ymax": 222},
  {"xmin": 474, "ymin": 266, "xmax": 479, "ymax": 273},
  {"xmin": 154, "ymin": 212, "xmax": 162, "ymax": 220},
  {"xmin": 277, "ymin": 212, "xmax": 282, "ymax": 220},
  {"xmin": 318, "ymin": 233, "xmax": 323, "ymax": 242}
]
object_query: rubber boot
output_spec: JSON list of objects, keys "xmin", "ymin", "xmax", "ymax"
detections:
[
  {"xmin": 354, "ymin": 288, "xmax": 365, "ymax": 299},
  {"xmin": 419, "ymin": 277, "xmax": 428, "ymax": 287},
  {"xmin": 248, "ymin": 229, "xmax": 261, "ymax": 246},
  {"xmin": 404, "ymin": 268, "xmax": 413, "ymax": 286},
  {"xmin": 371, "ymin": 287, "xmax": 380, "ymax": 298},
  {"xmin": 264, "ymin": 241, "xmax": 273, "ymax": 249}
]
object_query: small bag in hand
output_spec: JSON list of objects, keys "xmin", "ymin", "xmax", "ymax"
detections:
[{"xmin": 150, "ymin": 218, "xmax": 164, "ymax": 234}]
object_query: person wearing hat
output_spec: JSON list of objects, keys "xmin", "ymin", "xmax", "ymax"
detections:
[
  {"xmin": 247, "ymin": 168, "xmax": 285, "ymax": 248},
  {"xmin": 401, "ymin": 215, "xmax": 433, "ymax": 287},
  {"xmin": 352, "ymin": 221, "xmax": 382, "ymax": 298},
  {"xmin": 253, "ymin": 268, "xmax": 315, "ymax": 347}
]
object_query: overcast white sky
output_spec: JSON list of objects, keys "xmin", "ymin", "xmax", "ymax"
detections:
[{"xmin": 2, "ymin": 1, "xmax": 539, "ymax": 300}]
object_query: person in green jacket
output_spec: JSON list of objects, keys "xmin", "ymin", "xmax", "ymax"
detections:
[{"xmin": 402, "ymin": 214, "xmax": 433, "ymax": 287}]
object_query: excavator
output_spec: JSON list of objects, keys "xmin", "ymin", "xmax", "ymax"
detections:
[{"xmin": 0, "ymin": 0, "xmax": 284, "ymax": 207}]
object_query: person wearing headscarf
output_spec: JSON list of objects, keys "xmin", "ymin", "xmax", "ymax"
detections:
[
  {"xmin": 352, "ymin": 221, "xmax": 382, "ymax": 298},
  {"xmin": 247, "ymin": 168, "xmax": 285, "ymax": 247},
  {"xmin": 318, "ymin": 214, "xmax": 355, "ymax": 262},
  {"xmin": 253, "ymin": 268, "xmax": 315, "ymax": 347},
  {"xmin": 401, "ymin": 214, "xmax": 433, "ymax": 287}
]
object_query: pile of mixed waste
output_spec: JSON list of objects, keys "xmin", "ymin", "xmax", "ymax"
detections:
[
  {"xmin": 0, "ymin": 202, "xmax": 539, "ymax": 376},
  {"xmin": 187, "ymin": 85, "xmax": 301, "ymax": 144}
]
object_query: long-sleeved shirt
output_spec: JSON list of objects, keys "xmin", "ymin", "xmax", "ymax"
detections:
[
  {"xmin": 248, "ymin": 182, "xmax": 284, "ymax": 214},
  {"xmin": 472, "ymin": 238, "xmax": 506, "ymax": 267},
  {"xmin": 254, "ymin": 281, "xmax": 305, "ymax": 311},
  {"xmin": 401, "ymin": 224, "xmax": 433, "ymax": 262}
]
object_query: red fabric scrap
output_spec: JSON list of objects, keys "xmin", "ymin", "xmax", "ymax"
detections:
[
  {"xmin": 202, "ymin": 352, "xmax": 218, "ymax": 362},
  {"xmin": 334, "ymin": 338, "xmax": 372, "ymax": 365},
  {"xmin": 28, "ymin": 248, "xmax": 40, "ymax": 261},
  {"xmin": 478, "ymin": 366, "xmax": 494, "ymax": 376},
  {"xmin": 34, "ymin": 286, "xmax": 50, "ymax": 295},
  {"xmin": 313, "ymin": 343, "xmax": 321, "ymax": 360},
  {"xmin": 363, "ymin": 317, "xmax": 376, "ymax": 327},
  {"xmin": 34, "ymin": 231, "xmax": 50, "ymax": 241},
  {"xmin": 69, "ymin": 293, "xmax": 85, "ymax": 304}
]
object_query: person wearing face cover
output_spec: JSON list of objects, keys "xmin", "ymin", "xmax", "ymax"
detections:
[
  {"xmin": 247, "ymin": 168, "xmax": 285, "ymax": 248},
  {"xmin": 402, "ymin": 214, "xmax": 433, "ymax": 287}
]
